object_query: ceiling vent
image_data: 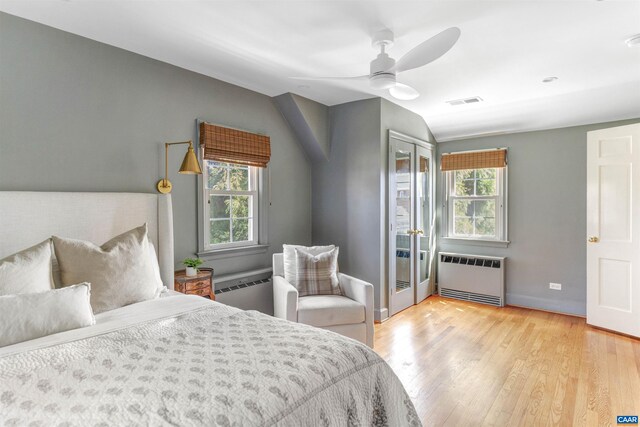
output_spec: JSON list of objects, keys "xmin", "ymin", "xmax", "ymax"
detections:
[{"xmin": 447, "ymin": 96, "xmax": 483, "ymax": 106}]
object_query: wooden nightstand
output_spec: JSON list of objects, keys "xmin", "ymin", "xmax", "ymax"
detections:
[{"xmin": 174, "ymin": 268, "xmax": 215, "ymax": 300}]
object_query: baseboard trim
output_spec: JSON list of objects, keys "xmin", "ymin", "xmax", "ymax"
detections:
[
  {"xmin": 506, "ymin": 303, "xmax": 586, "ymax": 319},
  {"xmin": 374, "ymin": 308, "xmax": 389, "ymax": 323},
  {"xmin": 505, "ymin": 293, "xmax": 585, "ymax": 317}
]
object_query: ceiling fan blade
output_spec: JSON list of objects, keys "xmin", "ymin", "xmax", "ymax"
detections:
[
  {"xmin": 392, "ymin": 27, "xmax": 460, "ymax": 73},
  {"xmin": 290, "ymin": 75, "xmax": 369, "ymax": 82},
  {"xmin": 389, "ymin": 83, "xmax": 420, "ymax": 100}
]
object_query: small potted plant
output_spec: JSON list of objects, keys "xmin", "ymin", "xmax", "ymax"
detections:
[{"xmin": 183, "ymin": 258, "xmax": 203, "ymax": 277}]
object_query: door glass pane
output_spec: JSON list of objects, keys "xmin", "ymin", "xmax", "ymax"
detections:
[
  {"xmin": 417, "ymin": 155, "xmax": 430, "ymax": 283},
  {"xmin": 395, "ymin": 150, "xmax": 412, "ymax": 293}
]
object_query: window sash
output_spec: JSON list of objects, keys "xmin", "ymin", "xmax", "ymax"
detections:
[
  {"xmin": 453, "ymin": 168, "xmax": 498, "ymax": 197},
  {"xmin": 203, "ymin": 162, "xmax": 259, "ymax": 250},
  {"xmin": 449, "ymin": 196, "xmax": 500, "ymax": 238}
]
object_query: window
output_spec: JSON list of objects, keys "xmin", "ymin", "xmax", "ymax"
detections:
[
  {"xmin": 203, "ymin": 161, "xmax": 259, "ymax": 250},
  {"xmin": 442, "ymin": 149, "xmax": 507, "ymax": 242},
  {"xmin": 198, "ymin": 121, "xmax": 271, "ymax": 255}
]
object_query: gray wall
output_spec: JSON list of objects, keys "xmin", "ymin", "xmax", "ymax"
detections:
[
  {"xmin": 0, "ymin": 13, "xmax": 312, "ymax": 279},
  {"xmin": 312, "ymin": 98, "xmax": 382, "ymax": 306},
  {"xmin": 437, "ymin": 118, "xmax": 640, "ymax": 316},
  {"xmin": 312, "ymin": 98, "xmax": 432, "ymax": 318},
  {"xmin": 289, "ymin": 93, "xmax": 330, "ymax": 160}
]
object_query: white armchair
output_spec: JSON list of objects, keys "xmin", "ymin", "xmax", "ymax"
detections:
[{"xmin": 272, "ymin": 253, "xmax": 374, "ymax": 347}]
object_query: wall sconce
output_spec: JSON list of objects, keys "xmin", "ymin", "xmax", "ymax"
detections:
[{"xmin": 156, "ymin": 140, "xmax": 202, "ymax": 194}]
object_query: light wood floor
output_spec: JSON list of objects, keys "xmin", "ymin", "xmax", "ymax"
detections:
[{"xmin": 374, "ymin": 296, "xmax": 640, "ymax": 427}]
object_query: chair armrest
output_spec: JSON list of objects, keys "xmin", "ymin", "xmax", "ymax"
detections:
[
  {"xmin": 338, "ymin": 273, "xmax": 374, "ymax": 347},
  {"xmin": 273, "ymin": 275, "xmax": 298, "ymax": 322}
]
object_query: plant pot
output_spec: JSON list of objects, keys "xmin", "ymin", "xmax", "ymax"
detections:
[{"xmin": 185, "ymin": 267, "xmax": 197, "ymax": 276}]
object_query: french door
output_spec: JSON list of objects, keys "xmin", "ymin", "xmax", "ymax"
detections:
[
  {"xmin": 587, "ymin": 123, "xmax": 640, "ymax": 337},
  {"xmin": 389, "ymin": 131, "xmax": 435, "ymax": 316}
]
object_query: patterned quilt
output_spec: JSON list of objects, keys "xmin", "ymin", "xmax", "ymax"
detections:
[{"xmin": 0, "ymin": 303, "xmax": 420, "ymax": 426}]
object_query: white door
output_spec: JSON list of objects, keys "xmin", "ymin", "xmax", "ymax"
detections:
[
  {"xmin": 587, "ymin": 123, "xmax": 640, "ymax": 337},
  {"xmin": 415, "ymin": 145, "xmax": 435, "ymax": 302},
  {"xmin": 389, "ymin": 132, "xmax": 435, "ymax": 316},
  {"xmin": 389, "ymin": 139, "xmax": 416, "ymax": 315}
]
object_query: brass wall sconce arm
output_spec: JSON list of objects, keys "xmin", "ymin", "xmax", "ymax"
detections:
[{"xmin": 156, "ymin": 140, "xmax": 202, "ymax": 194}]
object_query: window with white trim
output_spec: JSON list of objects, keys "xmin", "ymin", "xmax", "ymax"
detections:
[
  {"xmin": 442, "ymin": 149, "xmax": 508, "ymax": 242},
  {"xmin": 203, "ymin": 161, "xmax": 259, "ymax": 250},
  {"xmin": 445, "ymin": 168, "xmax": 506, "ymax": 240}
]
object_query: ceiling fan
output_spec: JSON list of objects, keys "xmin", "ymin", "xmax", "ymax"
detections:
[{"xmin": 294, "ymin": 27, "xmax": 460, "ymax": 100}]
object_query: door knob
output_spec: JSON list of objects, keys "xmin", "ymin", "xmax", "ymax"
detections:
[
  {"xmin": 416, "ymin": 229, "xmax": 424, "ymax": 235},
  {"xmin": 588, "ymin": 236, "xmax": 599, "ymax": 243}
]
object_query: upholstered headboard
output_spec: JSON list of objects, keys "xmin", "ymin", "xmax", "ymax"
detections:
[{"xmin": 0, "ymin": 192, "xmax": 174, "ymax": 288}]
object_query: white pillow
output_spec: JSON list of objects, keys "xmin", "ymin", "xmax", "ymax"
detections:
[
  {"xmin": 148, "ymin": 241, "xmax": 166, "ymax": 292},
  {"xmin": 51, "ymin": 238, "xmax": 163, "ymax": 290},
  {"xmin": 52, "ymin": 224, "xmax": 163, "ymax": 314},
  {"xmin": 0, "ymin": 240, "xmax": 55, "ymax": 296},
  {"xmin": 283, "ymin": 244, "xmax": 335, "ymax": 286},
  {"xmin": 0, "ymin": 283, "xmax": 95, "ymax": 347}
]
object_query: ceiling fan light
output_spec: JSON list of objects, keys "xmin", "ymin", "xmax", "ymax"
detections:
[
  {"xmin": 370, "ymin": 73, "xmax": 396, "ymax": 90},
  {"xmin": 369, "ymin": 52, "xmax": 396, "ymax": 90},
  {"xmin": 389, "ymin": 84, "xmax": 419, "ymax": 100}
]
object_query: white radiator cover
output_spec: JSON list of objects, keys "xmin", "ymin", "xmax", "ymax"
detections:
[
  {"xmin": 214, "ymin": 268, "xmax": 273, "ymax": 315},
  {"xmin": 438, "ymin": 252, "xmax": 506, "ymax": 307},
  {"xmin": 216, "ymin": 280, "xmax": 273, "ymax": 315}
]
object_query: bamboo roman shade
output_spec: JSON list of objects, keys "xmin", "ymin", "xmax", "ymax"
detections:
[
  {"xmin": 441, "ymin": 149, "xmax": 507, "ymax": 171},
  {"xmin": 199, "ymin": 122, "xmax": 271, "ymax": 168}
]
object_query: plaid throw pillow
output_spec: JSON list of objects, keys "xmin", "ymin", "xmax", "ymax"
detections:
[
  {"xmin": 294, "ymin": 247, "xmax": 342, "ymax": 297},
  {"xmin": 283, "ymin": 244, "xmax": 335, "ymax": 287}
]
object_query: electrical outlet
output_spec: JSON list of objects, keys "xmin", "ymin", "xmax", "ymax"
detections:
[{"xmin": 549, "ymin": 282, "xmax": 562, "ymax": 291}]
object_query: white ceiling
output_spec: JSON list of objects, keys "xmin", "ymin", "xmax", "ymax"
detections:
[{"xmin": 1, "ymin": 0, "xmax": 639, "ymax": 141}]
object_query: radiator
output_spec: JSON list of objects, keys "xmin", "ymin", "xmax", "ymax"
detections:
[
  {"xmin": 214, "ymin": 267, "xmax": 273, "ymax": 315},
  {"xmin": 438, "ymin": 252, "xmax": 505, "ymax": 307}
]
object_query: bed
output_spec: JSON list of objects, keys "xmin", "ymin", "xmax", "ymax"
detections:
[{"xmin": 0, "ymin": 191, "xmax": 419, "ymax": 426}]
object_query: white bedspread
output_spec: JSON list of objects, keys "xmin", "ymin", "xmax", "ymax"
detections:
[{"xmin": 0, "ymin": 294, "xmax": 420, "ymax": 426}]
